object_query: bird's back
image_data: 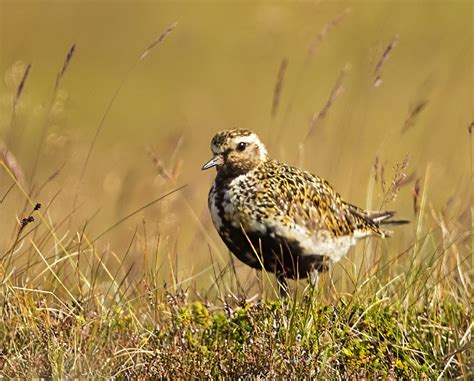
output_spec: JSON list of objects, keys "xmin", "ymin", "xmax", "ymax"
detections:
[{"xmin": 249, "ymin": 159, "xmax": 387, "ymax": 238}]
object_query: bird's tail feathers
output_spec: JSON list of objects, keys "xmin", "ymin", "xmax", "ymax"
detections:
[
  {"xmin": 349, "ymin": 206, "xmax": 409, "ymax": 238},
  {"xmin": 367, "ymin": 210, "xmax": 410, "ymax": 226}
]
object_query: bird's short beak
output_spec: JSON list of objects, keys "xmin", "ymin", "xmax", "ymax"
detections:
[{"xmin": 201, "ymin": 155, "xmax": 224, "ymax": 170}]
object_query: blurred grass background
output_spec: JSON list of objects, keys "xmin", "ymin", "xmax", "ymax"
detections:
[
  {"xmin": 0, "ymin": 0, "xmax": 471, "ymax": 294},
  {"xmin": 0, "ymin": 1, "xmax": 472, "ymax": 377}
]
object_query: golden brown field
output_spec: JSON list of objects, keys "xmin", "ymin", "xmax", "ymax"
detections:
[{"xmin": 0, "ymin": 1, "xmax": 472, "ymax": 378}]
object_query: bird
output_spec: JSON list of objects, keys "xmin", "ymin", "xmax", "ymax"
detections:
[{"xmin": 202, "ymin": 128, "xmax": 408, "ymax": 292}]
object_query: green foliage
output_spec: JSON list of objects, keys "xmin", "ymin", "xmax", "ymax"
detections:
[{"xmin": 1, "ymin": 284, "xmax": 470, "ymax": 378}]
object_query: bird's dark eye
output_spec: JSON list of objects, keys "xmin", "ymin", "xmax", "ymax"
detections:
[{"xmin": 236, "ymin": 142, "xmax": 247, "ymax": 152}]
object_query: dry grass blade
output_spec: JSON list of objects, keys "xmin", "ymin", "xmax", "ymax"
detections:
[
  {"xmin": 380, "ymin": 161, "xmax": 387, "ymax": 193},
  {"xmin": 402, "ymin": 100, "xmax": 429, "ymax": 133},
  {"xmin": 373, "ymin": 156, "xmax": 379, "ymax": 183},
  {"xmin": 13, "ymin": 63, "xmax": 32, "ymax": 111},
  {"xmin": 392, "ymin": 171, "xmax": 415, "ymax": 188},
  {"xmin": 29, "ymin": 239, "xmax": 81, "ymax": 310},
  {"xmin": 373, "ymin": 36, "xmax": 399, "ymax": 87},
  {"xmin": 0, "ymin": 183, "xmax": 15, "ymax": 204},
  {"xmin": 34, "ymin": 162, "xmax": 66, "ymax": 197},
  {"xmin": 55, "ymin": 44, "xmax": 76, "ymax": 90},
  {"xmin": 413, "ymin": 177, "xmax": 421, "ymax": 215},
  {"xmin": 382, "ymin": 155, "xmax": 410, "ymax": 206},
  {"xmin": 92, "ymin": 185, "xmax": 186, "ymax": 243},
  {"xmin": 30, "ymin": 45, "xmax": 76, "ymax": 184},
  {"xmin": 274, "ymin": 9, "xmax": 349, "ymax": 143},
  {"xmin": 0, "ymin": 143, "xmax": 26, "ymax": 186},
  {"xmin": 305, "ymin": 65, "xmax": 348, "ymax": 140},
  {"xmin": 140, "ymin": 21, "xmax": 178, "ymax": 60},
  {"xmin": 148, "ymin": 150, "xmax": 174, "ymax": 181},
  {"xmin": 8, "ymin": 63, "xmax": 32, "ymax": 149},
  {"xmin": 469, "ymin": 121, "xmax": 473, "ymax": 178},
  {"xmin": 308, "ymin": 8, "xmax": 350, "ymax": 58},
  {"xmin": 74, "ymin": 22, "xmax": 177, "ymax": 213},
  {"xmin": 437, "ymin": 322, "xmax": 473, "ymax": 381},
  {"xmin": 271, "ymin": 58, "xmax": 288, "ymax": 119}
]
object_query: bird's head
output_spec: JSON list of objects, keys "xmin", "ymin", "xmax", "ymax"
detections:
[{"xmin": 202, "ymin": 129, "xmax": 268, "ymax": 176}]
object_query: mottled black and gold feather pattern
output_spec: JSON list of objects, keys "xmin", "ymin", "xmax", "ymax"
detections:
[{"xmin": 204, "ymin": 129, "xmax": 407, "ymax": 280}]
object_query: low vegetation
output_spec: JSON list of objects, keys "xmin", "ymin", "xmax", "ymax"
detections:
[{"xmin": 1, "ymin": 277, "xmax": 471, "ymax": 378}]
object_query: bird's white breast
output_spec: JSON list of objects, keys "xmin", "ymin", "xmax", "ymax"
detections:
[{"xmin": 209, "ymin": 185, "xmax": 223, "ymax": 231}]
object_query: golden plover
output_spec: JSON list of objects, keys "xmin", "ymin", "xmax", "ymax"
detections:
[{"xmin": 202, "ymin": 129, "xmax": 407, "ymax": 290}]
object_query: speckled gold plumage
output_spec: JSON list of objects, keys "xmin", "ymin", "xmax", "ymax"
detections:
[{"xmin": 203, "ymin": 129, "xmax": 407, "ymax": 281}]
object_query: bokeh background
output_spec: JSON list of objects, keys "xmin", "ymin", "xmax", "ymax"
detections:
[{"xmin": 0, "ymin": 1, "xmax": 471, "ymax": 296}]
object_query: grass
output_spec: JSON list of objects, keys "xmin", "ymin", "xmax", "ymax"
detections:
[
  {"xmin": 0, "ymin": 2, "xmax": 472, "ymax": 379},
  {"xmin": 0, "ymin": 278, "xmax": 471, "ymax": 378}
]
